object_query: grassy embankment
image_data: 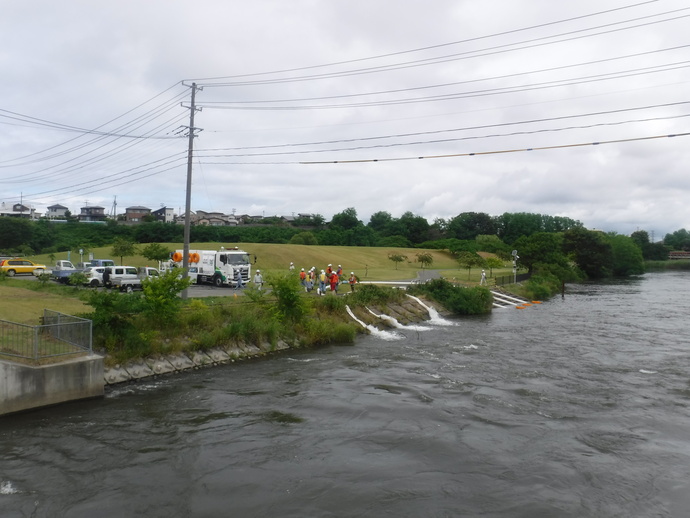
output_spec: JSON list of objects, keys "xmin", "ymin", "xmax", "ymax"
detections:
[
  {"xmin": 1, "ymin": 243, "xmax": 512, "ymax": 365},
  {"xmin": 2, "ymin": 243, "xmax": 514, "ymax": 325}
]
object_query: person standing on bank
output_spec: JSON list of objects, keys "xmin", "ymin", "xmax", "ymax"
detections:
[
  {"xmin": 329, "ymin": 270, "xmax": 339, "ymax": 294},
  {"xmin": 319, "ymin": 269, "xmax": 327, "ymax": 295},
  {"xmin": 480, "ymin": 269, "xmax": 487, "ymax": 285},
  {"xmin": 349, "ymin": 272, "xmax": 357, "ymax": 292},
  {"xmin": 235, "ymin": 268, "xmax": 244, "ymax": 289},
  {"xmin": 253, "ymin": 270, "xmax": 264, "ymax": 290}
]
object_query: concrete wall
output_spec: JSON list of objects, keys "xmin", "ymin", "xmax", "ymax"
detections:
[{"xmin": 0, "ymin": 355, "xmax": 104, "ymax": 416}]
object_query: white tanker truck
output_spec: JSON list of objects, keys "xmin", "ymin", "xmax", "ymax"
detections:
[{"xmin": 162, "ymin": 246, "xmax": 251, "ymax": 287}]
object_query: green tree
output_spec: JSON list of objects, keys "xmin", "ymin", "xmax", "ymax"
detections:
[
  {"xmin": 415, "ymin": 252, "xmax": 434, "ymax": 269},
  {"xmin": 368, "ymin": 211, "xmax": 393, "ymax": 232},
  {"xmin": 289, "ymin": 231, "xmax": 318, "ymax": 245},
  {"xmin": 484, "ymin": 256, "xmax": 504, "ymax": 277},
  {"xmin": 387, "ymin": 252, "xmax": 408, "ymax": 270},
  {"xmin": 607, "ymin": 234, "xmax": 645, "ymax": 276},
  {"xmin": 398, "ymin": 211, "xmax": 430, "ymax": 244},
  {"xmin": 456, "ymin": 251, "xmax": 486, "ymax": 279},
  {"xmin": 141, "ymin": 243, "xmax": 172, "ymax": 264},
  {"xmin": 563, "ymin": 227, "xmax": 612, "ymax": 279},
  {"xmin": 141, "ymin": 269, "xmax": 192, "ymax": 324},
  {"xmin": 475, "ymin": 234, "xmax": 509, "ymax": 255},
  {"xmin": 448, "ymin": 212, "xmax": 496, "ymax": 240},
  {"xmin": 330, "ymin": 208, "xmax": 361, "ymax": 231},
  {"xmin": 267, "ymin": 273, "xmax": 311, "ymax": 323},
  {"xmin": 513, "ymin": 232, "xmax": 568, "ymax": 273},
  {"xmin": 0, "ymin": 218, "xmax": 32, "ymax": 252},
  {"xmin": 663, "ymin": 228, "xmax": 690, "ymax": 250},
  {"xmin": 111, "ymin": 237, "xmax": 139, "ymax": 265}
]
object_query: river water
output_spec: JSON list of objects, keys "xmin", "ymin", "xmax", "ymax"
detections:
[{"xmin": 2, "ymin": 272, "xmax": 690, "ymax": 517}]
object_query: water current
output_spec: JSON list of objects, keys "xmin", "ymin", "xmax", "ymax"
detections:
[{"xmin": 1, "ymin": 271, "xmax": 689, "ymax": 517}]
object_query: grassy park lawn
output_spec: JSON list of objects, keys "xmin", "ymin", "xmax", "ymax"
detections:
[
  {"xmin": 8, "ymin": 243, "xmax": 515, "ymax": 324},
  {"xmin": 0, "ymin": 283, "xmax": 88, "ymax": 324}
]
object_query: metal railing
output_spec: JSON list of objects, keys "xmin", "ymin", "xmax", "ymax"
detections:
[
  {"xmin": 0, "ymin": 310, "xmax": 92, "ymax": 363},
  {"xmin": 494, "ymin": 272, "xmax": 532, "ymax": 286}
]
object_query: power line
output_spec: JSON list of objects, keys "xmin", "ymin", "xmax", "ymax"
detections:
[
  {"xmin": 195, "ymin": 45, "xmax": 690, "ymax": 107},
  {"xmin": 199, "ymin": 62, "xmax": 690, "ymax": 110},
  {"xmin": 194, "ymin": 113, "xmax": 690, "ymax": 159},
  {"xmin": 187, "ymin": 1, "xmax": 661, "ymax": 84},
  {"xmin": 196, "ymin": 101, "xmax": 690, "ymax": 151},
  {"xmin": 195, "ymin": 9, "xmax": 690, "ymax": 88},
  {"xmin": 298, "ymin": 132, "xmax": 690, "ymax": 164}
]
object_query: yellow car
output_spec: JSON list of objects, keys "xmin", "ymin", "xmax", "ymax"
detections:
[{"xmin": 0, "ymin": 258, "xmax": 47, "ymax": 276}]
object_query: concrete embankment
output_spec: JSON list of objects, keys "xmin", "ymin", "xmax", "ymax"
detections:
[
  {"xmin": 103, "ymin": 342, "xmax": 289, "ymax": 385},
  {"xmin": 0, "ymin": 355, "xmax": 104, "ymax": 416}
]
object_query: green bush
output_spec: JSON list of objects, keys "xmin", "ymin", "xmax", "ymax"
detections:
[
  {"xmin": 522, "ymin": 273, "xmax": 562, "ymax": 300},
  {"xmin": 408, "ymin": 279, "xmax": 492, "ymax": 315},
  {"xmin": 141, "ymin": 269, "xmax": 192, "ymax": 324},
  {"xmin": 299, "ymin": 319, "xmax": 356, "ymax": 347},
  {"xmin": 267, "ymin": 273, "xmax": 311, "ymax": 323},
  {"xmin": 348, "ymin": 284, "xmax": 404, "ymax": 306}
]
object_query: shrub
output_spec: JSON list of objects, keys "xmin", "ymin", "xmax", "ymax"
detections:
[
  {"xmin": 267, "ymin": 273, "xmax": 311, "ymax": 323},
  {"xmin": 141, "ymin": 269, "xmax": 192, "ymax": 324},
  {"xmin": 409, "ymin": 278, "xmax": 492, "ymax": 315},
  {"xmin": 348, "ymin": 284, "xmax": 404, "ymax": 306}
]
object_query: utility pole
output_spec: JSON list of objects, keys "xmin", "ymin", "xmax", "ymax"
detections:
[{"xmin": 181, "ymin": 82, "xmax": 202, "ymax": 299}]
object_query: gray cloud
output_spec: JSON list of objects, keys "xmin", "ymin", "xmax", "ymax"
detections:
[{"xmin": 1, "ymin": 0, "xmax": 689, "ymax": 238}]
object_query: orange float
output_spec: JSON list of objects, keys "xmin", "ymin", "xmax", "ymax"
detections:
[
  {"xmin": 190, "ymin": 252, "xmax": 200, "ymax": 263},
  {"xmin": 172, "ymin": 252, "xmax": 183, "ymax": 262}
]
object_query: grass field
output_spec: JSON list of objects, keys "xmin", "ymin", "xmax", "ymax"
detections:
[
  {"xmin": 27, "ymin": 242, "xmax": 513, "ymax": 282},
  {"xmin": 0, "ymin": 284, "xmax": 89, "ymax": 324},
  {"xmin": 4, "ymin": 243, "xmax": 515, "ymax": 325}
]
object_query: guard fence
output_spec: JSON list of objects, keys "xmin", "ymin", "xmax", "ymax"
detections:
[
  {"xmin": 493, "ymin": 272, "xmax": 532, "ymax": 286},
  {"xmin": 0, "ymin": 310, "xmax": 92, "ymax": 363}
]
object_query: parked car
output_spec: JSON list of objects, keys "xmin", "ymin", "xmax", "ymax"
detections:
[
  {"xmin": 0, "ymin": 258, "xmax": 47, "ymax": 276},
  {"xmin": 83, "ymin": 266, "xmax": 107, "ymax": 287}
]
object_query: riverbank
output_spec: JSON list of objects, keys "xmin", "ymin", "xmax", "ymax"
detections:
[{"xmin": 102, "ymin": 294, "xmax": 448, "ymax": 386}]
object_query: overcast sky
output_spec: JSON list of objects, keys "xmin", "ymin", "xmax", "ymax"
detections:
[{"xmin": 1, "ymin": 0, "xmax": 689, "ymax": 239}]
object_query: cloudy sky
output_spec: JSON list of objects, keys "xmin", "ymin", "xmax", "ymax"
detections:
[{"xmin": 2, "ymin": 0, "xmax": 689, "ymax": 239}]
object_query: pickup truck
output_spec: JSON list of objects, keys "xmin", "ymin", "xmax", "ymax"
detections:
[
  {"xmin": 51, "ymin": 259, "xmax": 116, "ymax": 284},
  {"xmin": 107, "ymin": 266, "xmax": 160, "ymax": 292},
  {"xmin": 50, "ymin": 260, "xmax": 78, "ymax": 283}
]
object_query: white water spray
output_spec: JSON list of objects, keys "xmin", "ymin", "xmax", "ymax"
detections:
[
  {"xmin": 406, "ymin": 295, "xmax": 456, "ymax": 326},
  {"xmin": 366, "ymin": 307, "xmax": 430, "ymax": 332},
  {"xmin": 345, "ymin": 305, "xmax": 403, "ymax": 340}
]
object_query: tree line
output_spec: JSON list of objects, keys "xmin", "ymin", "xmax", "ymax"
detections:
[{"xmin": 0, "ymin": 208, "xmax": 685, "ymax": 270}]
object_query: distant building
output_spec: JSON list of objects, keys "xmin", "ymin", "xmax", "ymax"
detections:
[
  {"xmin": 152, "ymin": 206, "xmax": 175, "ymax": 223},
  {"xmin": 125, "ymin": 206, "xmax": 151, "ymax": 223},
  {"xmin": 0, "ymin": 202, "xmax": 39, "ymax": 219},
  {"xmin": 195, "ymin": 210, "xmax": 238, "ymax": 226},
  {"xmin": 46, "ymin": 204, "xmax": 69, "ymax": 219},
  {"xmin": 78, "ymin": 206, "xmax": 107, "ymax": 222}
]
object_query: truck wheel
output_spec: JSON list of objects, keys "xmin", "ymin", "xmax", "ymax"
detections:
[
  {"xmin": 125, "ymin": 285, "xmax": 134, "ymax": 293},
  {"xmin": 90, "ymin": 279, "xmax": 100, "ymax": 287},
  {"xmin": 213, "ymin": 275, "xmax": 223, "ymax": 287}
]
